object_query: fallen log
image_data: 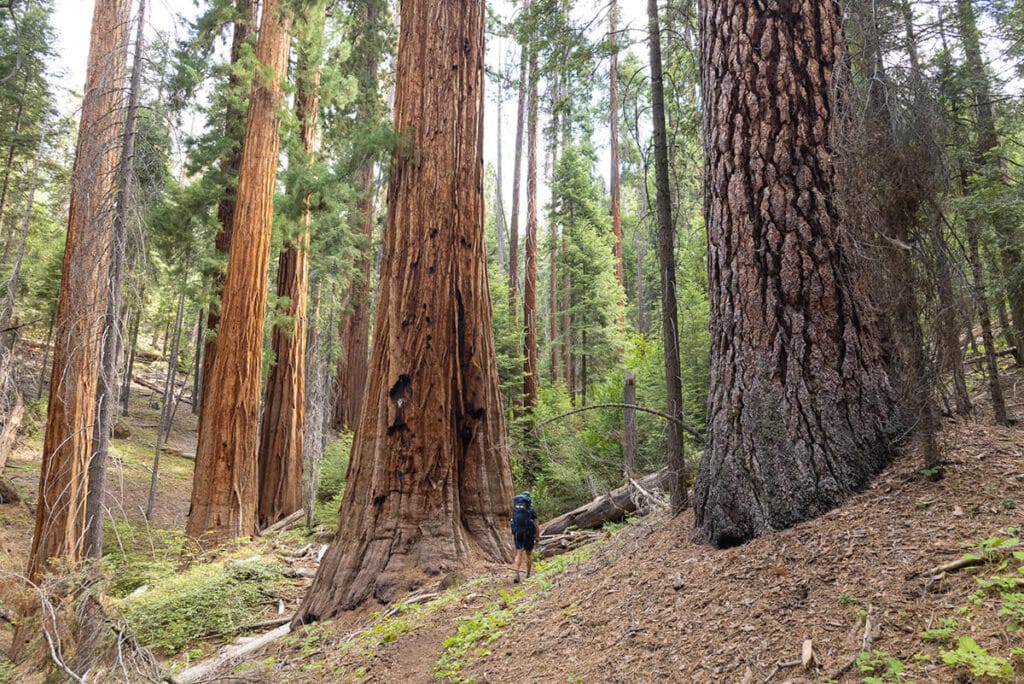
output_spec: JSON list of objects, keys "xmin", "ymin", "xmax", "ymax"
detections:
[
  {"xmin": 172, "ymin": 623, "xmax": 291, "ymax": 684},
  {"xmin": 540, "ymin": 467, "xmax": 671, "ymax": 536}
]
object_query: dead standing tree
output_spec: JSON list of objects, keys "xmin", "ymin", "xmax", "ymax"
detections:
[
  {"xmin": 296, "ymin": 0, "xmax": 513, "ymax": 620},
  {"xmin": 26, "ymin": 0, "xmax": 129, "ymax": 579}
]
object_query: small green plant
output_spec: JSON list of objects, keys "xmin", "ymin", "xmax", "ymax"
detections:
[
  {"xmin": 855, "ymin": 649, "xmax": 907, "ymax": 683},
  {"xmin": 434, "ymin": 607, "xmax": 513, "ymax": 681},
  {"xmin": 0, "ymin": 658, "xmax": 15, "ymax": 684},
  {"xmin": 920, "ymin": 617, "xmax": 959, "ymax": 643},
  {"xmin": 940, "ymin": 637, "xmax": 1014, "ymax": 680},
  {"xmin": 961, "ymin": 536, "xmax": 1020, "ymax": 562},
  {"xmin": 839, "ymin": 592, "xmax": 855, "ymax": 607},
  {"xmin": 919, "ymin": 465, "xmax": 943, "ymax": 480}
]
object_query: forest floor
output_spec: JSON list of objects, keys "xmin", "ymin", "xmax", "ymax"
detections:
[{"xmin": 1, "ymin": 344, "xmax": 1023, "ymax": 683}]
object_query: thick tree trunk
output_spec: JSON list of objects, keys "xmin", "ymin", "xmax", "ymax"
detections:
[
  {"xmin": 523, "ymin": 42, "xmax": 539, "ymax": 412},
  {"xmin": 200, "ymin": 0, "xmax": 258, "ymax": 410},
  {"xmin": 693, "ymin": 0, "xmax": 899, "ymax": 548},
  {"xmin": 27, "ymin": 0, "xmax": 128, "ymax": 580},
  {"xmin": 86, "ymin": 0, "xmax": 146, "ymax": 558},
  {"xmin": 647, "ymin": 0, "xmax": 686, "ymax": 512},
  {"xmin": 257, "ymin": 2, "xmax": 325, "ymax": 530},
  {"xmin": 188, "ymin": 0, "xmax": 291, "ymax": 544},
  {"xmin": 295, "ymin": 0, "xmax": 512, "ymax": 619}
]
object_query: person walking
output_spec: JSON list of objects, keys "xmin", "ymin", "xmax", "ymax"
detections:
[{"xmin": 510, "ymin": 491, "xmax": 540, "ymax": 583}]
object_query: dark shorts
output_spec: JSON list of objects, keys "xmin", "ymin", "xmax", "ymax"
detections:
[{"xmin": 514, "ymin": 531, "xmax": 536, "ymax": 552}]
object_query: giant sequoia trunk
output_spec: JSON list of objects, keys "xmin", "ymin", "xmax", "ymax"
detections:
[
  {"xmin": 200, "ymin": 0, "xmax": 258, "ymax": 411},
  {"xmin": 27, "ymin": 0, "xmax": 128, "ymax": 579},
  {"xmin": 693, "ymin": 0, "xmax": 899, "ymax": 548},
  {"xmin": 188, "ymin": 0, "xmax": 291, "ymax": 544},
  {"xmin": 257, "ymin": 3, "xmax": 325, "ymax": 529},
  {"xmin": 296, "ymin": 0, "xmax": 512, "ymax": 619}
]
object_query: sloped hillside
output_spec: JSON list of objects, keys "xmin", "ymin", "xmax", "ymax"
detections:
[{"xmin": 214, "ymin": 414, "xmax": 1024, "ymax": 683}]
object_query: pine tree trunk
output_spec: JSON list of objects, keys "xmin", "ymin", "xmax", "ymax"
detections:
[
  {"xmin": 548, "ymin": 130, "xmax": 560, "ymax": 384},
  {"xmin": 200, "ymin": 0, "xmax": 258, "ymax": 409},
  {"xmin": 647, "ymin": 0, "xmax": 686, "ymax": 512},
  {"xmin": 495, "ymin": 62, "xmax": 508, "ymax": 273},
  {"xmin": 931, "ymin": 214, "xmax": 971, "ymax": 413},
  {"xmin": 522, "ymin": 42, "xmax": 539, "ymax": 412},
  {"xmin": 121, "ymin": 292, "xmax": 142, "ymax": 415},
  {"xmin": 257, "ymin": 2, "xmax": 325, "ymax": 529},
  {"xmin": 27, "ymin": 0, "xmax": 128, "ymax": 579},
  {"xmin": 192, "ymin": 308, "xmax": 203, "ymax": 415},
  {"xmin": 295, "ymin": 0, "xmax": 512, "ymax": 619},
  {"xmin": 693, "ymin": 0, "xmax": 899, "ymax": 547},
  {"xmin": 86, "ymin": 0, "xmax": 146, "ymax": 558},
  {"xmin": 36, "ymin": 307, "xmax": 54, "ymax": 401},
  {"xmin": 966, "ymin": 224, "xmax": 1008, "ymax": 425},
  {"xmin": 0, "ymin": 102, "xmax": 23, "ymax": 244},
  {"xmin": 188, "ymin": 0, "xmax": 291, "ymax": 543}
]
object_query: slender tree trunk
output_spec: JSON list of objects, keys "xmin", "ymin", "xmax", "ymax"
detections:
[
  {"xmin": 647, "ymin": 0, "xmax": 686, "ymax": 512},
  {"xmin": 27, "ymin": 0, "xmax": 128, "ymax": 580},
  {"xmin": 508, "ymin": 0, "xmax": 531, "ymax": 329},
  {"xmin": 0, "ymin": 101, "xmax": 23, "ymax": 244},
  {"xmin": 188, "ymin": 0, "xmax": 291, "ymax": 543},
  {"xmin": 956, "ymin": 0, "xmax": 1024, "ymax": 362},
  {"xmin": 121, "ymin": 290, "xmax": 142, "ymax": 415},
  {"xmin": 86, "ymin": 0, "xmax": 146, "ymax": 558},
  {"xmin": 548, "ymin": 135, "xmax": 560, "ymax": 384},
  {"xmin": 0, "ymin": 148, "xmax": 39, "ymax": 356},
  {"xmin": 303, "ymin": 286, "xmax": 325, "ymax": 529},
  {"xmin": 296, "ymin": 0, "xmax": 512, "ymax": 619},
  {"xmin": 693, "ymin": 0, "xmax": 899, "ymax": 547},
  {"xmin": 623, "ymin": 371, "xmax": 637, "ymax": 480},
  {"xmin": 931, "ymin": 214, "xmax": 971, "ymax": 413},
  {"xmin": 966, "ymin": 224, "xmax": 1008, "ymax": 425},
  {"xmin": 495, "ymin": 57, "xmax": 508, "ymax": 273},
  {"xmin": 36, "ymin": 306, "xmax": 54, "ymax": 401},
  {"xmin": 609, "ymin": 0, "xmax": 624, "ymax": 291},
  {"xmin": 147, "ymin": 286, "xmax": 185, "ymax": 519},
  {"xmin": 192, "ymin": 308, "xmax": 203, "ymax": 414},
  {"xmin": 333, "ymin": 1, "xmax": 383, "ymax": 432},
  {"xmin": 523, "ymin": 37, "xmax": 539, "ymax": 412},
  {"xmin": 257, "ymin": 1, "xmax": 325, "ymax": 529},
  {"xmin": 200, "ymin": 0, "xmax": 258, "ymax": 410}
]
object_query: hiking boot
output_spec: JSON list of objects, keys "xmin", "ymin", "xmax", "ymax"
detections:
[
  {"xmin": 513, "ymin": 572, "xmax": 520, "ymax": 584},
  {"xmin": 526, "ymin": 570, "xmax": 531, "ymax": 579}
]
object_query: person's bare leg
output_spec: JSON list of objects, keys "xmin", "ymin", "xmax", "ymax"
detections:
[{"xmin": 526, "ymin": 550, "xmax": 533, "ymax": 578}]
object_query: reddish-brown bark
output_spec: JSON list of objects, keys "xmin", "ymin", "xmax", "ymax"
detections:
[
  {"xmin": 188, "ymin": 0, "xmax": 291, "ymax": 544},
  {"xmin": 200, "ymin": 0, "xmax": 258, "ymax": 410},
  {"xmin": 296, "ymin": 0, "xmax": 512, "ymax": 619},
  {"xmin": 693, "ymin": 0, "xmax": 900, "ymax": 547},
  {"xmin": 257, "ymin": 4, "xmax": 325, "ymax": 529},
  {"xmin": 27, "ymin": 0, "xmax": 128, "ymax": 579}
]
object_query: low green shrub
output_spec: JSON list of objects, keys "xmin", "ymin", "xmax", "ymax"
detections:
[
  {"xmin": 119, "ymin": 558, "xmax": 284, "ymax": 654},
  {"xmin": 317, "ymin": 433, "xmax": 353, "ymax": 503}
]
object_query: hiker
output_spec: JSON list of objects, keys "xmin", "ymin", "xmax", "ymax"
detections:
[{"xmin": 510, "ymin": 491, "xmax": 540, "ymax": 583}]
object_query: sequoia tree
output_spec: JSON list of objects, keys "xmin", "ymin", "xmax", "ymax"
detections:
[
  {"xmin": 27, "ymin": 0, "xmax": 129, "ymax": 578},
  {"xmin": 257, "ymin": 2, "xmax": 326, "ymax": 529},
  {"xmin": 296, "ymin": 0, "xmax": 513, "ymax": 619},
  {"xmin": 188, "ymin": 0, "xmax": 291, "ymax": 543},
  {"xmin": 692, "ymin": 0, "xmax": 899, "ymax": 547}
]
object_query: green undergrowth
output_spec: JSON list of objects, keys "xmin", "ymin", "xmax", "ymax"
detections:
[
  {"xmin": 0, "ymin": 658, "xmax": 14, "ymax": 684},
  {"xmin": 912, "ymin": 533, "xmax": 1024, "ymax": 682},
  {"xmin": 433, "ymin": 548, "xmax": 592, "ymax": 683},
  {"xmin": 117, "ymin": 555, "xmax": 289, "ymax": 655}
]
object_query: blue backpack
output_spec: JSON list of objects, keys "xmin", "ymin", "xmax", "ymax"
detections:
[{"xmin": 511, "ymin": 493, "xmax": 534, "ymax": 536}]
